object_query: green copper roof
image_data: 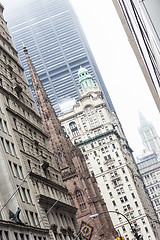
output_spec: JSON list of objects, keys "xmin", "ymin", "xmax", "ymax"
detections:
[{"xmin": 78, "ymin": 66, "xmax": 95, "ymax": 90}]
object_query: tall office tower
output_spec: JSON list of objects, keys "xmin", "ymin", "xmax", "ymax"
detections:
[
  {"xmin": 24, "ymin": 46, "xmax": 118, "ymax": 240},
  {"xmin": 0, "ymin": 3, "xmax": 80, "ymax": 240},
  {"xmin": 112, "ymin": 0, "xmax": 160, "ymax": 112},
  {"xmin": 139, "ymin": 0, "xmax": 160, "ymax": 50},
  {"xmin": 4, "ymin": 0, "xmax": 114, "ymax": 114},
  {"xmin": 138, "ymin": 112, "xmax": 160, "ymax": 159},
  {"xmin": 137, "ymin": 151, "xmax": 160, "ymax": 221},
  {"xmin": 59, "ymin": 67, "xmax": 160, "ymax": 240}
]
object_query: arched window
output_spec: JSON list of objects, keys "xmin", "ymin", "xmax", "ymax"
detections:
[
  {"xmin": 76, "ymin": 190, "xmax": 86, "ymax": 210},
  {"xmin": 69, "ymin": 122, "xmax": 79, "ymax": 137}
]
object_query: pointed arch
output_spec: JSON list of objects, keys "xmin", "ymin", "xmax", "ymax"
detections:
[{"xmin": 75, "ymin": 190, "xmax": 87, "ymax": 210}]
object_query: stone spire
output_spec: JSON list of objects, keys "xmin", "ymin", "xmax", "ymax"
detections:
[
  {"xmin": 23, "ymin": 45, "xmax": 77, "ymax": 175},
  {"xmin": 24, "ymin": 46, "xmax": 118, "ymax": 240}
]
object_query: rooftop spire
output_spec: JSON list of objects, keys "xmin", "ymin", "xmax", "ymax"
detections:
[
  {"xmin": 23, "ymin": 47, "xmax": 117, "ymax": 240},
  {"xmin": 23, "ymin": 45, "xmax": 76, "ymax": 173}
]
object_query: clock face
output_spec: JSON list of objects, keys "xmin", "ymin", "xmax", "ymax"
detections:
[
  {"xmin": 80, "ymin": 221, "xmax": 93, "ymax": 240},
  {"xmin": 81, "ymin": 225, "xmax": 92, "ymax": 237}
]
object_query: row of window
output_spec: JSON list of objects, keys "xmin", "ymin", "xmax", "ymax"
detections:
[
  {"xmin": 18, "ymin": 186, "xmax": 33, "ymax": 205},
  {"xmin": 0, "ymin": 118, "xmax": 9, "ymax": 134},
  {"xmin": 69, "ymin": 190, "xmax": 86, "ymax": 212},
  {"xmin": 9, "ymin": 161, "xmax": 24, "ymax": 179},
  {"xmin": 1, "ymin": 137, "xmax": 17, "ymax": 157},
  {"xmin": 0, "ymin": 230, "xmax": 46, "ymax": 240}
]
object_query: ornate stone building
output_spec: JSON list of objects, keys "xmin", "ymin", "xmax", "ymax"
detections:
[
  {"xmin": 23, "ymin": 45, "xmax": 118, "ymax": 239},
  {"xmin": 0, "ymin": 3, "xmax": 80, "ymax": 240},
  {"xmin": 138, "ymin": 113, "xmax": 160, "ymax": 160},
  {"xmin": 59, "ymin": 67, "xmax": 160, "ymax": 240},
  {"xmin": 137, "ymin": 151, "xmax": 160, "ymax": 221}
]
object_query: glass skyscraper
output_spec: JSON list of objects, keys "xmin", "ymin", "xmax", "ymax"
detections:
[{"xmin": 5, "ymin": 0, "xmax": 114, "ymax": 113}]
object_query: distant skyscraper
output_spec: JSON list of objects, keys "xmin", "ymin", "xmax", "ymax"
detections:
[
  {"xmin": 137, "ymin": 150, "xmax": 160, "ymax": 221},
  {"xmin": 138, "ymin": 112, "xmax": 160, "ymax": 159},
  {"xmin": 112, "ymin": 0, "xmax": 160, "ymax": 112},
  {"xmin": 4, "ymin": 0, "xmax": 114, "ymax": 114}
]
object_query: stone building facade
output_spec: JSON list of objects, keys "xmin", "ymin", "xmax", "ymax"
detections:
[
  {"xmin": 59, "ymin": 67, "xmax": 160, "ymax": 240},
  {"xmin": 23, "ymin": 45, "xmax": 118, "ymax": 240},
  {"xmin": 138, "ymin": 113, "xmax": 160, "ymax": 160},
  {"xmin": 0, "ymin": 3, "xmax": 80, "ymax": 240},
  {"xmin": 137, "ymin": 151, "xmax": 160, "ymax": 221}
]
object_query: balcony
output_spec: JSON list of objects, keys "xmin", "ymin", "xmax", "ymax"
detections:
[{"xmin": 37, "ymin": 194, "xmax": 77, "ymax": 214}]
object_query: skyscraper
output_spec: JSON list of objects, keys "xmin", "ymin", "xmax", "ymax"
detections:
[
  {"xmin": 138, "ymin": 112, "xmax": 160, "ymax": 159},
  {"xmin": 139, "ymin": 0, "xmax": 160, "ymax": 50},
  {"xmin": 112, "ymin": 0, "xmax": 160, "ymax": 112},
  {"xmin": 137, "ymin": 151, "xmax": 160, "ymax": 221},
  {"xmin": 4, "ymin": 0, "xmax": 114, "ymax": 114}
]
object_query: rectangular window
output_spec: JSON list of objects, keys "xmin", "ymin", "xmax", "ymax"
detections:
[
  {"xmin": 1, "ymin": 137, "xmax": 6, "ymax": 151},
  {"xmin": 0, "ymin": 118, "xmax": 4, "ymax": 131},
  {"xmin": 14, "ymin": 163, "xmax": 20, "ymax": 178},
  {"xmin": 115, "ymin": 152, "xmax": 119, "ymax": 157},
  {"xmin": 13, "ymin": 118, "xmax": 18, "ymax": 130},
  {"xmin": 25, "ymin": 235, "xmax": 29, "ymax": 240},
  {"xmin": 94, "ymin": 151, "xmax": 97, "ymax": 156},
  {"xmin": 125, "ymin": 176, "xmax": 129, "ymax": 182},
  {"xmin": 17, "ymin": 186, "xmax": 23, "ymax": 202},
  {"xmin": 25, "ymin": 210, "xmax": 31, "ymax": 225},
  {"xmin": 19, "ymin": 166, "xmax": 24, "ymax": 179},
  {"xmin": 22, "ymin": 187, "xmax": 28, "ymax": 203},
  {"xmin": 8, "ymin": 161, "xmax": 15, "ymax": 177},
  {"xmin": 14, "ymin": 232, "xmax": 19, "ymax": 240},
  {"xmin": 112, "ymin": 144, "xmax": 116, "ymax": 149},
  {"xmin": 6, "ymin": 140, "xmax": 12, "ymax": 154},
  {"xmin": 4, "ymin": 120, "xmax": 9, "ymax": 134},
  {"xmin": 4, "ymin": 231, "xmax": 9, "ymax": 240},
  {"xmin": 106, "ymin": 184, "xmax": 110, "ymax": 189},
  {"xmin": 20, "ymin": 138, "xmax": 25, "ymax": 151},
  {"xmin": 87, "ymin": 162, "xmax": 92, "ymax": 169},
  {"xmin": 103, "ymin": 175, "xmax": 107, "ymax": 182},
  {"xmin": 20, "ymin": 233, "xmax": 24, "ymax": 240},
  {"xmin": 91, "ymin": 143, "xmax": 94, "ymax": 148},
  {"xmin": 135, "ymin": 201, "xmax": 139, "ymax": 207},
  {"xmin": 35, "ymin": 213, "xmax": 40, "ymax": 227},
  {"xmin": 97, "ymin": 159, "xmax": 100, "ymax": 165},
  {"xmin": 30, "ymin": 212, "xmax": 36, "ymax": 226},
  {"xmin": 118, "ymin": 159, "xmax": 122, "ymax": 165},
  {"xmin": 11, "ymin": 143, "xmax": 17, "ymax": 157}
]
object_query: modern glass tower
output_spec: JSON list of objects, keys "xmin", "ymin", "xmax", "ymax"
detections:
[
  {"xmin": 4, "ymin": 0, "xmax": 115, "ymax": 113},
  {"xmin": 112, "ymin": 0, "xmax": 160, "ymax": 112}
]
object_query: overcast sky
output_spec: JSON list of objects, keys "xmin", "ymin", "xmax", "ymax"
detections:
[{"xmin": 2, "ymin": 0, "xmax": 160, "ymax": 158}]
